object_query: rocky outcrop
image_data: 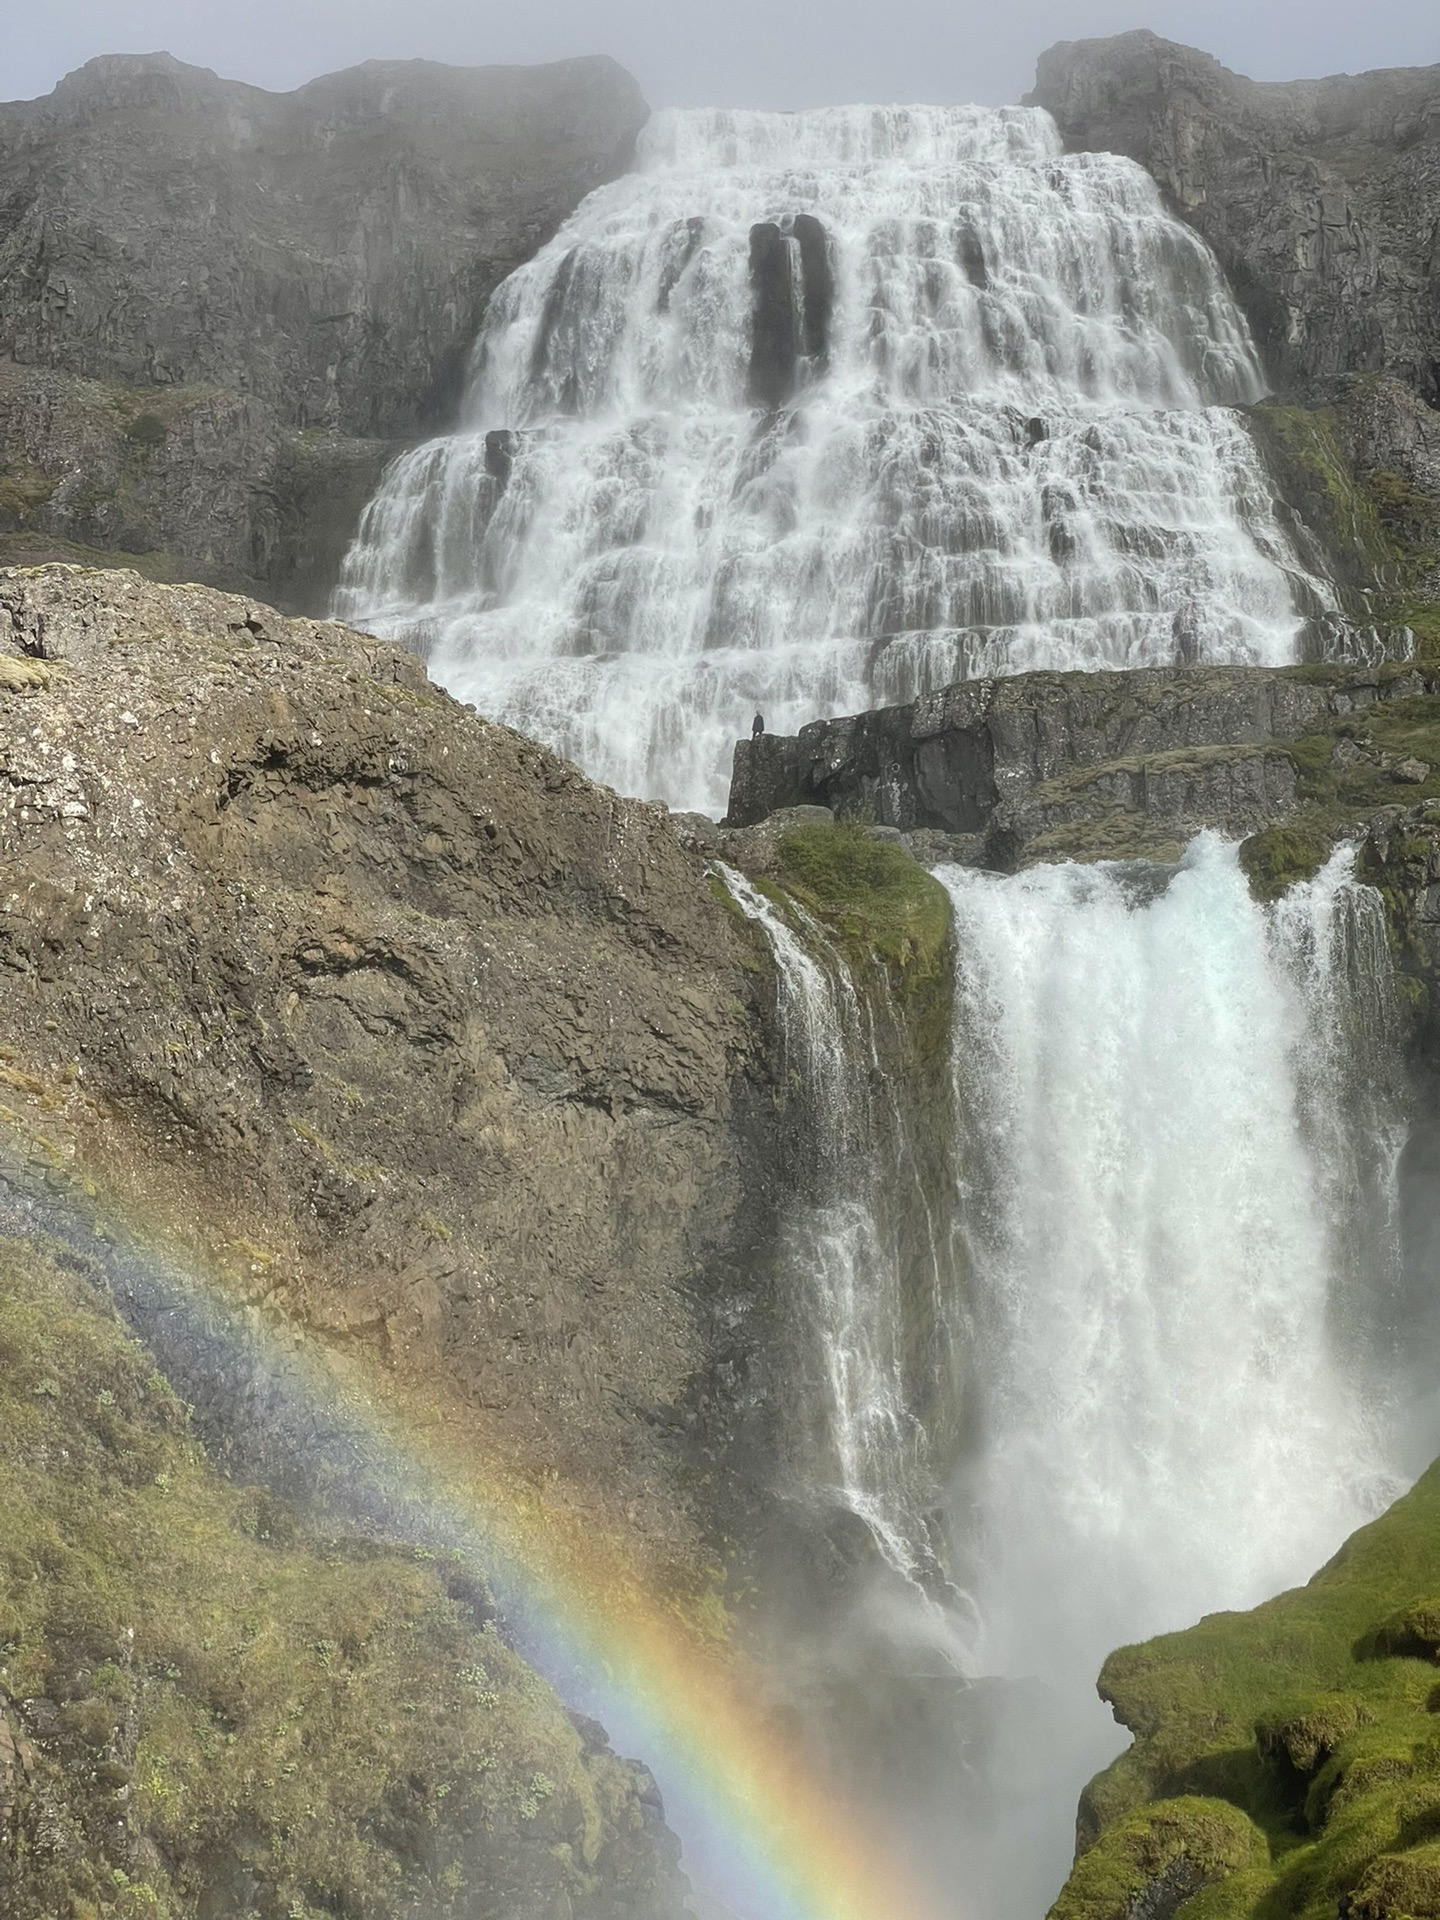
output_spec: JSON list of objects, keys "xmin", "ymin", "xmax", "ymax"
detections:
[
  {"xmin": 0, "ymin": 360, "xmax": 396, "ymax": 606},
  {"xmin": 1027, "ymin": 32, "xmax": 1440, "ymax": 405},
  {"xmin": 0, "ymin": 52, "xmax": 647, "ymax": 434},
  {"xmin": 0, "ymin": 1235, "xmax": 687, "ymax": 1920},
  {"xmin": 725, "ymin": 662, "xmax": 1440, "ymax": 868},
  {"xmin": 0, "ymin": 53, "xmax": 649, "ymax": 606},
  {"xmin": 0, "ymin": 565, "xmax": 780, "ymax": 1582}
]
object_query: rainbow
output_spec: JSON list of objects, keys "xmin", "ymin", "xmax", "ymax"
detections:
[{"xmin": 0, "ymin": 1156, "xmax": 949, "ymax": 1920}]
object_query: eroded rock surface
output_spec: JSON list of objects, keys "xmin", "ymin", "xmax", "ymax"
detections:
[{"xmin": 0, "ymin": 566, "xmax": 778, "ymax": 1574}]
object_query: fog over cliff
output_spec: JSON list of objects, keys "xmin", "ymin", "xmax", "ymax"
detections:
[{"xmin": 11, "ymin": 0, "xmax": 1440, "ymax": 113}]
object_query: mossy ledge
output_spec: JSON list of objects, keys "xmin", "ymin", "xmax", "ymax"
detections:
[
  {"xmin": 767, "ymin": 821, "xmax": 954, "ymax": 1060},
  {"xmin": 1048, "ymin": 1796, "xmax": 1268, "ymax": 1920},
  {"xmin": 1051, "ymin": 1459, "xmax": 1440, "ymax": 1920},
  {"xmin": 0, "ymin": 1235, "xmax": 685, "ymax": 1920}
]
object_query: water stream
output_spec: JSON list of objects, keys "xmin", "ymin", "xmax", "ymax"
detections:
[
  {"xmin": 724, "ymin": 838, "xmax": 1412, "ymax": 1918},
  {"xmin": 336, "ymin": 104, "xmax": 1340, "ymax": 814}
]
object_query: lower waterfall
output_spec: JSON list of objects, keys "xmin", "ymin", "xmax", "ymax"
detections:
[{"xmin": 724, "ymin": 836, "xmax": 1412, "ymax": 1919}]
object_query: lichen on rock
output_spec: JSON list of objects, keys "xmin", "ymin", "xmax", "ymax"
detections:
[{"xmin": 0, "ymin": 1234, "xmax": 687, "ymax": 1920}]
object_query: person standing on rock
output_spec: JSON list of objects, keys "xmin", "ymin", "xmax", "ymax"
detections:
[{"xmin": 752, "ymin": 712, "xmax": 765, "ymax": 738}]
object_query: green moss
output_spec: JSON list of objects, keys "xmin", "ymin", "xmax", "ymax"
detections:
[
  {"xmin": 1246, "ymin": 407, "xmax": 1440, "ymax": 660},
  {"xmin": 770, "ymin": 821, "xmax": 953, "ymax": 1057},
  {"xmin": 1054, "ymin": 1459, "xmax": 1440, "ymax": 1920},
  {"xmin": 1049, "ymin": 1796, "xmax": 1267, "ymax": 1920},
  {"xmin": 0, "ymin": 1235, "xmax": 661, "ymax": 1920},
  {"xmin": 1240, "ymin": 825, "xmax": 1337, "ymax": 900},
  {"xmin": 0, "ymin": 463, "xmax": 58, "ymax": 517},
  {"xmin": 773, "ymin": 822, "xmax": 950, "ymax": 977},
  {"xmin": 1245, "ymin": 406, "xmax": 1392, "ymax": 587},
  {"xmin": 1238, "ymin": 692, "xmax": 1440, "ymax": 901}
]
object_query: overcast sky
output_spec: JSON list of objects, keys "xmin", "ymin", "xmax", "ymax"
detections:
[{"xmin": 5, "ymin": 0, "xmax": 1438, "ymax": 111}]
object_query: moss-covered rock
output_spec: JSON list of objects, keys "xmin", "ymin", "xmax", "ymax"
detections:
[
  {"xmin": 0, "ymin": 1234, "xmax": 687, "ymax": 1920},
  {"xmin": 1055, "ymin": 1459, "xmax": 1440, "ymax": 1920},
  {"xmin": 1048, "ymin": 1796, "xmax": 1267, "ymax": 1920},
  {"xmin": 767, "ymin": 819, "xmax": 954, "ymax": 1063},
  {"xmin": 1245, "ymin": 405, "xmax": 1394, "ymax": 594},
  {"xmin": 1245, "ymin": 389, "xmax": 1440, "ymax": 664}
]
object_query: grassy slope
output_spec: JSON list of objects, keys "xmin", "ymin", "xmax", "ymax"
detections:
[{"xmin": 0, "ymin": 1236, "xmax": 677, "ymax": 1920}]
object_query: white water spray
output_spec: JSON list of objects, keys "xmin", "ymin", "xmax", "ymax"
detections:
[
  {"xmin": 940, "ymin": 836, "xmax": 1408, "ymax": 1914},
  {"xmin": 337, "ymin": 106, "xmax": 1338, "ymax": 813}
]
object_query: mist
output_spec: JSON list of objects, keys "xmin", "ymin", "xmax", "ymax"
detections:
[{"xmin": 8, "ymin": 0, "xmax": 1440, "ymax": 112}]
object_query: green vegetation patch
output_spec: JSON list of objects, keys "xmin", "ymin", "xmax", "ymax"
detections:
[
  {"xmin": 0, "ymin": 1235, "xmax": 664, "ymax": 1920},
  {"xmin": 1246, "ymin": 401, "xmax": 1440, "ymax": 661},
  {"xmin": 1241, "ymin": 692, "xmax": 1440, "ymax": 898},
  {"xmin": 1245, "ymin": 406, "xmax": 1392, "ymax": 588},
  {"xmin": 770, "ymin": 821, "xmax": 954, "ymax": 1057},
  {"xmin": 1050, "ymin": 1796, "xmax": 1267, "ymax": 1920},
  {"xmin": 0, "ymin": 460, "xmax": 58, "ymax": 519},
  {"xmin": 1240, "ymin": 824, "xmax": 1338, "ymax": 900},
  {"xmin": 773, "ymin": 820, "xmax": 950, "ymax": 978},
  {"xmin": 122, "ymin": 411, "xmax": 169, "ymax": 452},
  {"xmin": 1060, "ymin": 1458, "xmax": 1440, "ymax": 1920}
]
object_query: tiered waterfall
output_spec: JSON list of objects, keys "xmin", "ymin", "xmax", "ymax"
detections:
[{"xmin": 336, "ymin": 104, "xmax": 1337, "ymax": 814}]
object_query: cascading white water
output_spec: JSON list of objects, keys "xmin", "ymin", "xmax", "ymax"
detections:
[
  {"xmin": 716, "ymin": 864, "xmax": 957, "ymax": 1593},
  {"xmin": 336, "ymin": 105, "xmax": 1339, "ymax": 814},
  {"xmin": 940, "ymin": 834, "xmax": 1409, "ymax": 1916},
  {"xmin": 715, "ymin": 835, "xmax": 1411, "ymax": 1918}
]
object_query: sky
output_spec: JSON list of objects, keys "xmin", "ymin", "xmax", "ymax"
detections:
[{"xmin": 4, "ymin": 0, "xmax": 1439, "ymax": 112}]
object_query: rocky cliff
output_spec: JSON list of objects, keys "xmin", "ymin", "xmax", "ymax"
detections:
[
  {"xmin": 1027, "ymin": 32, "xmax": 1440, "ymax": 406},
  {"xmin": 0, "ymin": 563, "xmax": 784, "ymax": 1587},
  {"xmin": 0, "ymin": 563, "xmax": 959, "ymax": 1914},
  {"xmin": 0, "ymin": 54, "xmax": 648, "ymax": 607},
  {"xmin": 726, "ymin": 661, "xmax": 1439, "ymax": 864},
  {"xmin": 1029, "ymin": 35, "xmax": 1440, "ymax": 666}
]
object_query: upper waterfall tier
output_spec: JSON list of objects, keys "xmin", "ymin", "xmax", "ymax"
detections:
[{"xmin": 336, "ymin": 103, "xmax": 1337, "ymax": 813}]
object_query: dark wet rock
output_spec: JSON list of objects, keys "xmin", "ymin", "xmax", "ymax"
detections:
[
  {"xmin": 748, "ymin": 221, "xmax": 799, "ymax": 408},
  {"xmin": 724, "ymin": 663, "xmax": 1440, "ymax": 864}
]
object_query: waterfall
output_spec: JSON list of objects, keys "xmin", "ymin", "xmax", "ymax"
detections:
[
  {"xmin": 336, "ymin": 104, "xmax": 1339, "ymax": 815},
  {"xmin": 718, "ymin": 837, "xmax": 1410, "ymax": 1918},
  {"xmin": 715, "ymin": 864, "xmax": 962, "ymax": 1598},
  {"xmin": 940, "ymin": 835, "xmax": 1409, "ymax": 1916}
]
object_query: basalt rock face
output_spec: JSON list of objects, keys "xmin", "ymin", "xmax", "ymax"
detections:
[
  {"xmin": 0, "ymin": 51, "xmax": 647, "ymax": 433},
  {"xmin": 1029, "ymin": 37, "xmax": 1440, "ymax": 660},
  {"xmin": 725, "ymin": 663, "xmax": 1440, "ymax": 868},
  {"xmin": 1027, "ymin": 32, "xmax": 1440, "ymax": 405},
  {"xmin": 0, "ymin": 53, "xmax": 648, "ymax": 607},
  {"xmin": 0, "ymin": 565, "xmax": 780, "ymax": 1580}
]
